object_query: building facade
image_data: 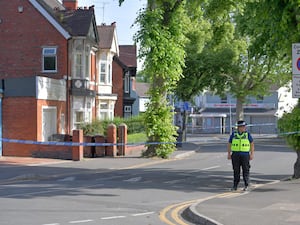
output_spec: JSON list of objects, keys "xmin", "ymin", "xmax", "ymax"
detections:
[
  {"xmin": 184, "ymin": 84, "xmax": 297, "ymax": 134},
  {"xmin": 0, "ymin": 0, "xmax": 99, "ymax": 156},
  {"xmin": 96, "ymin": 23, "xmax": 118, "ymax": 120},
  {"xmin": 113, "ymin": 45, "xmax": 137, "ymax": 118}
]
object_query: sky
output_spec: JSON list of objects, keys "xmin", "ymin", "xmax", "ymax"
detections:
[{"xmin": 77, "ymin": 0, "xmax": 147, "ymax": 45}]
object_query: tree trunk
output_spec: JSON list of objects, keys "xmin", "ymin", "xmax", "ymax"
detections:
[
  {"xmin": 236, "ymin": 97, "xmax": 244, "ymax": 120},
  {"xmin": 293, "ymin": 150, "xmax": 300, "ymax": 179},
  {"xmin": 182, "ymin": 110, "xmax": 187, "ymax": 142}
]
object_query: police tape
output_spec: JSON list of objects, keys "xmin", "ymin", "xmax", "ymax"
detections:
[
  {"xmin": 0, "ymin": 138, "xmax": 177, "ymax": 147},
  {"xmin": 1, "ymin": 127, "xmax": 299, "ymax": 148},
  {"xmin": 190, "ymin": 122, "xmax": 276, "ymax": 130}
]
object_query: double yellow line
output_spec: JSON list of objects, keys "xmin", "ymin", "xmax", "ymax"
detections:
[
  {"xmin": 159, "ymin": 191, "xmax": 246, "ymax": 225},
  {"xmin": 159, "ymin": 199, "xmax": 197, "ymax": 225}
]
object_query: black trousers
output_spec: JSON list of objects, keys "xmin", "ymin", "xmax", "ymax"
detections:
[{"xmin": 231, "ymin": 152, "xmax": 250, "ymax": 187}]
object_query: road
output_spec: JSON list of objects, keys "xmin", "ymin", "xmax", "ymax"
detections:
[{"xmin": 0, "ymin": 137, "xmax": 296, "ymax": 225}]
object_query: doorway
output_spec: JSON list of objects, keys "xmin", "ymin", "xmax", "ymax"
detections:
[{"xmin": 42, "ymin": 107, "xmax": 57, "ymax": 141}]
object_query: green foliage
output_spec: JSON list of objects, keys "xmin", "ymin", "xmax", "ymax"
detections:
[
  {"xmin": 134, "ymin": 0, "xmax": 187, "ymax": 158},
  {"xmin": 235, "ymin": 0, "xmax": 300, "ymax": 60},
  {"xmin": 278, "ymin": 103, "xmax": 300, "ymax": 151},
  {"xmin": 144, "ymin": 95, "xmax": 177, "ymax": 158},
  {"xmin": 176, "ymin": 0, "xmax": 291, "ymax": 120},
  {"xmin": 80, "ymin": 115, "xmax": 145, "ymax": 136},
  {"xmin": 79, "ymin": 120, "xmax": 104, "ymax": 136}
]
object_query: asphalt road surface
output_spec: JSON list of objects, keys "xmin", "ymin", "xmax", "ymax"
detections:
[{"xmin": 0, "ymin": 137, "xmax": 295, "ymax": 225}]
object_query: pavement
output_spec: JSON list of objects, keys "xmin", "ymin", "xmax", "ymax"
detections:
[{"xmin": 0, "ymin": 133, "xmax": 299, "ymax": 225}]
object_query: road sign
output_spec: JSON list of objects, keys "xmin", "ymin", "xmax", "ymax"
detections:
[
  {"xmin": 292, "ymin": 75, "xmax": 300, "ymax": 98},
  {"xmin": 292, "ymin": 43, "xmax": 300, "ymax": 75}
]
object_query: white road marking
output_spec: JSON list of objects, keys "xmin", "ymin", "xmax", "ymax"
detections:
[
  {"xmin": 69, "ymin": 220, "xmax": 93, "ymax": 223},
  {"xmin": 41, "ymin": 211, "xmax": 155, "ymax": 225},
  {"xmin": 201, "ymin": 166, "xmax": 220, "ymax": 170},
  {"xmin": 58, "ymin": 176, "xmax": 75, "ymax": 182},
  {"xmin": 124, "ymin": 177, "xmax": 142, "ymax": 182},
  {"xmin": 43, "ymin": 223, "xmax": 60, "ymax": 225},
  {"xmin": 132, "ymin": 211, "xmax": 155, "ymax": 217},
  {"xmin": 101, "ymin": 215, "xmax": 126, "ymax": 220}
]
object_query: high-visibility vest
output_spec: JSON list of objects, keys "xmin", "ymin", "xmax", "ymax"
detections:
[{"xmin": 231, "ymin": 132, "xmax": 250, "ymax": 152}]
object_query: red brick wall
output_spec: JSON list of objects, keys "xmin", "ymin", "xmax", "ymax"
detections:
[
  {"xmin": 3, "ymin": 97, "xmax": 38, "ymax": 140},
  {"xmin": 0, "ymin": 0, "xmax": 68, "ymax": 79},
  {"xmin": 112, "ymin": 60, "xmax": 124, "ymax": 117},
  {"xmin": 0, "ymin": 1, "xmax": 70, "ymax": 157},
  {"xmin": 3, "ymin": 97, "xmax": 67, "ymax": 157},
  {"xmin": 3, "ymin": 97, "xmax": 37, "ymax": 156}
]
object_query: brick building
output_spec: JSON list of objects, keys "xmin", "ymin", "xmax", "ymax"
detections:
[
  {"xmin": 0, "ymin": 0, "xmax": 99, "ymax": 157},
  {"xmin": 96, "ymin": 23, "xmax": 118, "ymax": 120},
  {"xmin": 113, "ymin": 45, "xmax": 137, "ymax": 118}
]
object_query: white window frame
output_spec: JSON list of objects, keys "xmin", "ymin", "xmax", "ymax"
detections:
[
  {"xmin": 100, "ymin": 62, "xmax": 106, "ymax": 83},
  {"xmin": 75, "ymin": 52, "xmax": 83, "ymax": 78},
  {"xmin": 85, "ymin": 45, "xmax": 91, "ymax": 80},
  {"xmin": 42, "ymin": 47, "xmax": 57, "ymax": 73},
  {"xmin": 98, "ymin": 101, "xmax": 114, "ymax": 120},
  {"xmin": 124, "ymin": 105, "xmax": 131, "ymax": 112},
  {"xmin": 72, "ymin": 96, "xmax": 93, "ymax": 130},
  {"xmin": 124, "ymin": 72, "xmax": 130, "ymax": 93}
]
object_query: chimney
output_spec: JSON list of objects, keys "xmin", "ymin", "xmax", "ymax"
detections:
[{"xmin": 63, "ymin": 0, "xmax": 78, "ymax": 10}]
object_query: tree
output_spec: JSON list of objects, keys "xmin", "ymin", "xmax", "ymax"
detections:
[
  {"xmin": 120, "ymin": 0, "xmax": 187, "ymax": 158},
  {"xmin": 278, "ymin": 101, "xmax": 300, "ymax": 179},
  {"xmin": 176, "ymin": 0, "xmax": 289, "ymax": 120},
  {"xmin": 239, "ymin": 0, "xmax": 300, "ymax": 178}
]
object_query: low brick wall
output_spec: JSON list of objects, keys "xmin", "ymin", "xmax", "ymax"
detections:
[
  {"xmin": 125, "ymin": 145, "xmax": 146, "ymax": 156},
  {"xmin": 2, "ymin": 125, "xmax": 145, "ymax": 160},
  {"xmin": 3, "ymin": 142, "xmax": 72, "ymax": 160}
]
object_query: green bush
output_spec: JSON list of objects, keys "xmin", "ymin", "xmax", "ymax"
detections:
[
  {"xmin": 278, "ymin": 105, "xmax": 300, "ymax": 151},
  {"xmin": 80, "ymin": 115, "xmax": 145, "ymax": 136},
  {"xmin": 79, "ymin": 120, "xmax": 104, "ymax": 136}
]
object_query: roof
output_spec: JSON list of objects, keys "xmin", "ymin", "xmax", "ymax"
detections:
[
  {"xmin": 97, "ymin": 23, "xmax": 116, "ymax": 49},
  {"xmin": 119, "ymin": 45, "xmax": 137, "ymax": 67},
  {"xmin": 135, "ymin": 82, "xmax": 150, "ymax": 97},
  {"xmin": 62, "ymin": 8, "xmax": 96, "ymax": 37},
  {"xmin": 33, "ymin": 0, "xmax": 98, "ymax": 41}
]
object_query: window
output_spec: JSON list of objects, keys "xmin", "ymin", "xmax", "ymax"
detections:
[
  {"xmin": 74, "ymin": 111, "xmax": 84, "ymax": 129},
  {"xmin": 100, "ymin": 63, "xmax": 106, "ymax": 83},
  {"xmin": 124, "ymin": 105, "xmax": 131, "ymax": 112},
  {"xmin": 108, "ymin": 64, "xmax": 111, "ymax": 84},
  {"xmin": 124, "ymin": 72, "xmax": 130, "ymax": 93},
  {"xmin": 72, "ymin": 96, "xmax": 93, "ymax": 129},
  {"xmin": 85, "ymin": 46, "xmax": 90, "ymax": 79},
  {"xmin": 99, "ymin": 102, "xmax": 109, "ymax": 120},
  {"xmin": 220, "ymin": 96, "xmax": 227, "ymax": 103},
  {"xmin": 43, "ymin": 47, "xmax": 57, "ymax": 72},
  {"xmin": 124, "ymin": 105, "xmax": 131, "ymax": 118},
  {"xmin": 75, "ymin": 53, "xmax": 83, "ymax": 78},
  {"xmin": 257, "ymin": 95, "xmax": 264, "ymax": 103},
  {"xmin": 98, "ymin": 101, "xmax": 114, "ymax": 120}
]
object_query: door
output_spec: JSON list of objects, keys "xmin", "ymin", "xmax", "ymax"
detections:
[{"xmin": 42, "ymin": 107, "xmax": 57, "ymax": 141}]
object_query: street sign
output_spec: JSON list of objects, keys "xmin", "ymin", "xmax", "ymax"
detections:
[
  {"xmin": 292, "ymin": 75, "xmax": 300, "ymax": 98},
  {"xmin": 292, "ymin": 43, "xmax": 300, "ymax": 75}
]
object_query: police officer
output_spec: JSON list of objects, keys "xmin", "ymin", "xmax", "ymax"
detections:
[{"xmin": 227, "ymin": 120, "xmax": 254, "ymax": 191}]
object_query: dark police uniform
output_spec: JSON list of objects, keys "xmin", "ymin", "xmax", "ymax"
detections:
[{"xmin": 228, "ymin": 126, "xmax": 253, "ymax": 191}]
